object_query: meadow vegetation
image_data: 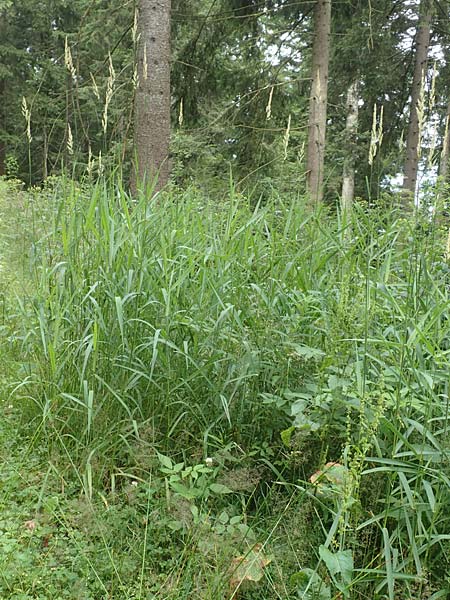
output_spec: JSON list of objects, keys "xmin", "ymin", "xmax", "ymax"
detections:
[{"xmin": 1, "ymin": 176, "xmax": 450, "ymax": 599}]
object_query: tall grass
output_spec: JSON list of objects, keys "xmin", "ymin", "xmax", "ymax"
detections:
[
  {"xmin": 12, "ymin": 178, "xmax": 450, "ymax": 597},
  {"xmin": 22, "ymin": 180, "xmax": 338, "ymax": 452}
]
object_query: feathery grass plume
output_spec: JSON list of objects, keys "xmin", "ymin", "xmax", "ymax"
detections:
[
  {"xmin": 427, "ymin": 124, "xmax": 438, "ymax": 170},
  {"xmin": 429, "ymin": 61, "xmax": 437, "ymax": 113},
  {"xmin": 298, "ymin": 140, "xmax": 305, "ymax": 162},
  {"xmin": 108, "ymin": 53, "xmax": 116, "ymax": 84},
  {"xmin": 416, "ymin": 74, "xmax": 426, "ymax": 159},
  {"xmin": 378, "ymin": 105, "xmax": 384, "ymax": 147},
  {"xmin": 66, "ymin": 123, "xmax": 73, "ymax": 156},
  {"xmin": 132, "ymin": 9, "xmax": 138, "ymax": 44},
  {"xmin": 87, "ymin": 145, "xmax": 93, "ymax": 176},
  {"xmin": 21, "ymin": 96, "xmax": 32, "ymax": 143},
  {"xmin": 98, "ymin": 150, "xmax": 103, "ymax": 176},
  {"xmin": 132, "ymin": 9, "xmax": 139, "ymax": 95},
  {"xmin": 368, "ymin": 104, "xmax": 377, "ymax": 165},
  {"xmin": 368, "ymin": 103, "xmax": 383, "ymax": 165},
  {"xmin": 102, "ymin": 54, "xmax": 116, "ymax": 135},
  {"xmin": 283, "ymin": 114, "xmax": 291, "ymax": 160},
  {"xmin": 132, "ymin": 65, "xmax": 138, "ymax": 91},
  {"xmin": 178, "ymin": 98, "xmax": 184, "ymax": 127},
  {"xmin": 64, "ymin": 37, "xmax": 76, "ymax": 80},
  {"xmin": 90, "ymin": 73, "xmax": 100, "ymax": 101},
  {"xmin": 21, "ymin": 97, "xmax": 32, "ymax": 183},
  {"xmin": 142, "ymin": 43, "xmax": 148, "ymax": 81},
  {"xmin": 265, "ymin": 86, "xmax": 274, "ymax": 120}
]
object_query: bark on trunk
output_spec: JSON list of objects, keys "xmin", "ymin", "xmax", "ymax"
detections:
[
  {"xmin": 306, "ymin": 0, "xmax": 331, "ymax": 205},
  {"xmin": 131, "ymin": 0, "xmax": 171, "ymax": 195},
  {"xmin": 440, "ymin": 97, "xmax": 450, "ymax": 182},
  {"xmin": 341, "ymin": 80, "xmax": 359, "ymax": 213},
  {"xmin": 402, "ymin": 2, "xmax": 432, "ymax": 203}
]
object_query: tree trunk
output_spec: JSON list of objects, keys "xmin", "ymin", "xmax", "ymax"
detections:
[
  {"xmin": 402, "ymin": 2, "xmax": 432, "ymax": 202},
  {"xmin": 341, "ymin": 80, "xmax": 359, "ymax": 213},
  {"xmin": 131, "ymin": 0, "xmax": 171, "ymax": 195},
  {"xmin": 306, "ymin": 0, "xmax": 331, "ymax": 205},
  {"xmin": 440, "ymin": 97, "xmax": 450, "ymax": 183}
]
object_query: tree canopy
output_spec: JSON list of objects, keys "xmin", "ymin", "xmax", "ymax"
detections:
[{"xmin": 0, "ymin": 0, "xmax": 449, "ymax": 202}]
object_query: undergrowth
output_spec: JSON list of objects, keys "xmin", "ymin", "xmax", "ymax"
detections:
[{"xmin": 1, "ymin": 176, "xmax": 450, "ymax": 598}]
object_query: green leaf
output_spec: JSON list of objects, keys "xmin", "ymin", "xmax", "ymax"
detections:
[
  {"xmin": 209, "ymin": 483, "xmax": 233, "ymax": 494},
  {"xmin": 293, "ymin": 416, "xmax": 321, "ymax": 431},
  {"xmin": 382, "ymin": 527, "xmax": 394, "ymax": 600},
  {"xmin": 260, "ymin": 392, "xmax": 287, "ymax": 409},
  {"xmin": 170, "ymin": 481, "xmax": 200, "ymax": 500},
  {"xmin": 328, "ymin": 374, "xmax": 350, "ymax": 390},
  {"xmin": 230, "ymin": 515, "xmax": 242, "ymax": 525},
  {"xmin": 114, "ymin": 296, "xmax": 124, "ymax": 340},
  {"xmin": 319, "ymin": 546, "xmax": 353, "ymax": 586},
  {"xmin": 157, "ymin": 452, "xmax": 173, "ymax": 470},
  {"xmin": 281, "ymin": 426, "xmax": 295, "ymax": 447},
  {"xmin": 218, "ymin": 510, "xmax": 229, "ymax": 524},
  {"xmin": 422, "ymin": 479, "xmax": 436, "ymax": 513},
  {"xmin": 288, "ymin": 343, "xmax": 325, "ymax": 360}
]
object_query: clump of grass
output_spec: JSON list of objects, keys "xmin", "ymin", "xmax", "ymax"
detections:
[{"xmin": 19, "ymin": 179, "xmax": 342, "ymax": 458}]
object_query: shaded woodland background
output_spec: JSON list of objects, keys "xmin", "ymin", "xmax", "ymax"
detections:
[{"xmin": 0, "ymin": 0, "xmax": 449, "ymax": 203}]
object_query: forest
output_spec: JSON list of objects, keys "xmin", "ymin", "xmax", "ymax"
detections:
[{"xmin": 0, "ymin": 0, "xmax": 450, "ymax": 598}]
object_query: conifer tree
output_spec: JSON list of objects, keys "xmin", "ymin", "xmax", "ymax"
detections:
[
  {"xmin": 132, "ymin": 0, "xmax": 171, "ymax": 194},
  {"xmin": 306, "ymin": 0, "xmax": 331, "ymax": 205},
  {"xmin": 403, "ymin": 0, "xmax": 432, "ymax": 202}
]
